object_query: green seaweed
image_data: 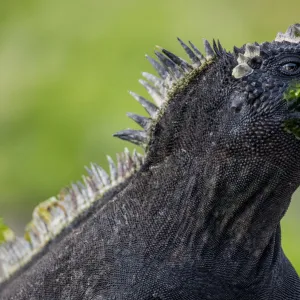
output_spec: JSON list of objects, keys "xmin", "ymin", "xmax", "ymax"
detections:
[
  {"xmin": 284, "ymin": 82, "xmax": 300, "ymax": 139},
  {"xmin": 284, "ymin": 81, "xmax": 300, "ymax": 111},
  {"xmin": 284, "ymin": 118, "xmax": 300, "ymax": 140}
]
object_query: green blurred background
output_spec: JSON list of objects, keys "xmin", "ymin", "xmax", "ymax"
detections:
[{"xmin": 0, "ymin": 0, "xmax": 299, "ymax": 272}]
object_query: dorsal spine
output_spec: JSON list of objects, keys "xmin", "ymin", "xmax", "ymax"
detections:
[{"xmin": 0, "ymin": 36, "xmax": 220, "ymax": 284}]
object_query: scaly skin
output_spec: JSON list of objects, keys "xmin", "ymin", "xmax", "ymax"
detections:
[{"xmin": 0, "ymin": 25, "xmax": 300, "ymax": 299}]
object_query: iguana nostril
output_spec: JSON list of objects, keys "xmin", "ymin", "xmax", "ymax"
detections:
[{"xmin": 248, "ymin": 56, "xmax": 263, "ymax": 69}]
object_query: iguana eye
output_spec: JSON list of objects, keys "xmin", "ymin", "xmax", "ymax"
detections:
[{"xmin": 280, "ymin": 62, "xmax": 300, "ymax": 75}]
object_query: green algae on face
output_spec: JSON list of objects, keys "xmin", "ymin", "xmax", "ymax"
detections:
[
  {"xmin": 0, "ymin": 218, "xmax": 15, "ymax": 244},
  {"xmin": 284, "ymin": 119, "xmax": 300, "ymax": 140},
  {"xmin": 284, "ymin": 82, "xmax": 300, "ymax": 139},
  {"xmin": 284, "ymin": 82, "xmax": 300, "ymax": 111}
]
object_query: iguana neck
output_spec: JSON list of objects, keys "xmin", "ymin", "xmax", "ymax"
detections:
[
  {"xmin": 193, "ymin": 156, "xmax": 291, "ymax": 255},
  {"xmin": 133, "ymin": 151, "xmax": 296, "ymax": 294},
  {"xmin": 142, "ymin": 153, "xmax": 293, "ymax": 257}
]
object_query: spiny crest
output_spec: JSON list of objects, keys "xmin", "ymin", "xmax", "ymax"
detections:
[
  {"xmin": 114, "ymin": 38, "xmax": 223, "ymax": 148},
  {"xmin": 232, "ymin": 43, "xmax": 261, "ymax": 79},
  {"xmin": 275, "ymin": 23, "xmax": 300, "ymax": 43},
  {"xmin": 0, "ymin": 148, "xmax": 143, "ymax": 284},
  {"xmin": 0, "ymin": 36, "xmax": 220, "ymax": 285},
  {"xmin": 232, "ymin": 24, "xmax": 300, "ymax": 79}
]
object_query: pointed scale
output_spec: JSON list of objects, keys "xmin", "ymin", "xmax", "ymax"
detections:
[
  {"xmin": 127, "ymin": 112, "xmax": 151, "ymax": 130},
  {"xmin": 139, "ymin": 79, "xmax": 164, "ymax": 107},
  {"xmin": 76, "ymin": 181, "xmax": 90, "ymax": 203},
  {"xmin": 129, "ymin": 91, "xmax": 158, "ymax": 118},
  {"xmin": 82, "ymin": 172, "xmax": 98, "ymax": 194},
  {"xmin": 106, "ymin": 155, "xmax": 118, "ymax": 182},
  {"xmin": 188, "ymin": 41, "xmax": 206, "ymax": 64},
  {"xmin": 142, "ymin": 72, "xmax": 166, "ymax": 96},
  {"xmin": 113, "ymin": 129, "xmax": 147, "ymax": 146},
  {"xmin": 71, "ymin": 183, "xmax": 85, "ymax": 207},
  {"xmin": 116, "ymin": 153, "xmax": 125, "ymax": 178},
  {"xmin": 217, "ymin": 40, "xmax": 224, "ymax": 54},
  {"xmin": 123, "ymin": 147, "xmax": 134, "ymax": 173},
  {"xmin": 142, "ymin": 72, "xmax": 164, "ymax": 88},
  {"xmin": 136, "ymin": 151, "xmax": 144, "ymax": 165},
  {"xmin": 85, "ymin": 165, "xmax": 103, "ymax": 191},
  {"xmin": 82, "ymin": 175, "xmax": 95, "ymax": 200},
  {"xmin": 177, "ymin": 37, "xmax": 201, "ymax": 66},
  {"xmin": 233, "ymin": 46, "xmax": 243, "ymax": 57},
  {"xmin": 213, "ymin": 39, "xmax": 222, "ymax": 57},
  {"xmin": 145, "ymin": 55, "xmax": 169, "ymax": 80},
  {"xmin": 203, "ymin": 39, "xmax": 215, "ymax": 60},
  {"xmin": 92, "ymin": 163, "xmax": 110, "ymax": 186},
  {"xmin": 131, "ymin": 149, "xmax": 139, "ymax": 169},
  {"xmin": 155, "ymin": 51, "xmax": 184, "ymax": 80},
  {"xmin": 161, "ymin": 47, "xmax": 193, "ymax": 72}
]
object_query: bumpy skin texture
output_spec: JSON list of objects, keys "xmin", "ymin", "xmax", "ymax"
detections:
[{"xmin": 1, "ymin": 33, "xmax": 300, "ymax": 299}]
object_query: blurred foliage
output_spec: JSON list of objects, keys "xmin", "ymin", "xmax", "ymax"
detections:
[
  {"xmin": 0, "ymin": 0, "xmax": 299, "ymax": 272},
  {"xmin": 0, "ymin": 218, "xmax": 14, "ymax": 244}
]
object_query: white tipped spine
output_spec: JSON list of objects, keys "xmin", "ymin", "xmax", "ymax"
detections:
[
  {"xmin": 142, "ymin": 72, "xmax": 167, "ymax": 96},
  {"xmin": 139, "ymin": 79, "xmax": 164, "ymax": 107}
]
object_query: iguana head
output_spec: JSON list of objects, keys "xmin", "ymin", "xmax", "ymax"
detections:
[
  {"xmin": 229, "ymin": 24, "xmax": 300, "ymax": 164},
  {"xmin": 114, "ymin": 24, "xmax": 300, "ymax": 254},
  {"xmin": 116, "ymin": 24, "xmax": 300, "ymax": 177}
]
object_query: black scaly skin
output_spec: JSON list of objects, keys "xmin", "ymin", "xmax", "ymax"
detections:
[{"xmin": 0, "ymin": 31, "xmax": 300, "ymax": 299}]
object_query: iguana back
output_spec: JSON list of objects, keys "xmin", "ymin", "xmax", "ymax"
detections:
[{"xmin": 0, "ymin": 24, "xmax": 300, "ymax": 299}]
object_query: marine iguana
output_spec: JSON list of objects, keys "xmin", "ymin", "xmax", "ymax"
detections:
[{"xmin": 0, "ymin": 24, "xmax": 300, "ymax": 299}]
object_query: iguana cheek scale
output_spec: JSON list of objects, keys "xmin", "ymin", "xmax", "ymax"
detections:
[{"xmin": 0, "ymin": 24, "xmax": 300, "ymax": 299}]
